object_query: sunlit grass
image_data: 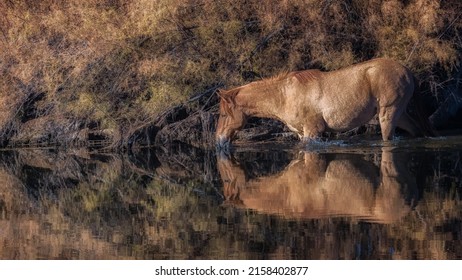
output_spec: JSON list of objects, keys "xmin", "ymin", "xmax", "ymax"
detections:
[{"xmin": 0, "ymin": 0, "xmax": 460, "ymax": 145}]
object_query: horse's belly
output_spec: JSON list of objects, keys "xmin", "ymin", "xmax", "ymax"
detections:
[{"xmin": 324, "ymin": 101, "xmax": 377, "ymax": 132}]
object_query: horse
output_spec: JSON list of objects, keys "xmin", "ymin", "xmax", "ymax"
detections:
[
  {"xmin": 216, "ymin": 58, "xmax": 430, "ymax": 148},
  {"xmin": 217, "ymin": 149, "xmax": 415, "ymax": 223}
]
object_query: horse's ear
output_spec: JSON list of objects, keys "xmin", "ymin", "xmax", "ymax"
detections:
[
  {"xmin": 217, "ymin": 89, "xmax": 227, "ymax": 100},
  {"xmin": 217, "ymin": 89, "xmax": 237, "ymax": 105}
]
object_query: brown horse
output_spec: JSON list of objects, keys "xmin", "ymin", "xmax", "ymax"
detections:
[
  {"xmin": 217, "ymin": 149, "xmax": 415, "ymax": 223},
  {"xmin": 216, "ymin": 58, "xmax": 428, "ymax": 148}
]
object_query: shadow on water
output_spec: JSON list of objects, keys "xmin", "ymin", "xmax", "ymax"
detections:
[{"xmin": 1, "ymin": 136, "xmax": 462, "ymax": 259}]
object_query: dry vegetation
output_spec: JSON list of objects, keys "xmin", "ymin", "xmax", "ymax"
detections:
[{"xmin": 0, "ymin": 0, "xmax": 461, "ymax": 148}]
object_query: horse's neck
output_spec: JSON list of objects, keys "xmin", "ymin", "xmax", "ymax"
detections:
[{"xmin": 236, "ymin": 85, "xmax": 283, "ymax": 119}]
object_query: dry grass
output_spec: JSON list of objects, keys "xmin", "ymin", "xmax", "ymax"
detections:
[{"xmin": 0, "ymin": 0, "xmax": 461, "ymax": 147}]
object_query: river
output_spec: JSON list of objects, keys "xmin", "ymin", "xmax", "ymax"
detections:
[{"xmin": 1, "ymin": 136, "xmax": 461, "ymax": 259}]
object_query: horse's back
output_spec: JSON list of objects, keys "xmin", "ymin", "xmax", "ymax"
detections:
[{"xmin": 320, "ymin": 58, "xmax": 415, "ymax": 103}]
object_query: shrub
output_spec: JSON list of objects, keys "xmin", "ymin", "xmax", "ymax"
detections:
[{"xmin": 0, "ymin": 0, "xmax": 460, "ymax": 147}]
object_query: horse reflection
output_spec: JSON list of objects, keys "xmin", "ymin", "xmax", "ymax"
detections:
[{"xmin": 217, "ymin": 149, "xmax": 415, "ymax": 223}]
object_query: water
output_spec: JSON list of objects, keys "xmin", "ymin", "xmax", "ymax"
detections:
[{"xmin": 1, "ymin": 136, "xmax": 462, "ymax": 259}]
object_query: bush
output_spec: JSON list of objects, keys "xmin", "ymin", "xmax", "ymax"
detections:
[{"xmin": 0, "ymin": 0, "xmax": 461, "ymax": 147}]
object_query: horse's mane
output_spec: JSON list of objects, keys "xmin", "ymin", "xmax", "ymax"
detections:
[
  {"xmin": 249, "ymin": 71, "xmax": 292, "ymax": 87},
  {"xmin": 293, "ymin": 70, "xmax": 322, "ymax": 84},
  {"xmin": 218, "ymin": 69, "xmax": 321, "ymax": 103},
  {"xmin": 250, "ymin": 70, "xmax": 321, "ymax": 88}
]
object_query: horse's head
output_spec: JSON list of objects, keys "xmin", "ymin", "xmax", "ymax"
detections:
[{"xmin": 216, "ymin": 89, "xmax": 246, "ymax": 149}]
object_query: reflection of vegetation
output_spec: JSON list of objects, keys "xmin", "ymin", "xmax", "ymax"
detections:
[{"xmin": 0, "ymin": 144, "xmax": 462, "ymax": 259}]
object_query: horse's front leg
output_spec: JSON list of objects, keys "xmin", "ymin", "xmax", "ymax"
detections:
[{"xmin": 301, "ymin": 119, "xmax": 325, "ymax": 143}]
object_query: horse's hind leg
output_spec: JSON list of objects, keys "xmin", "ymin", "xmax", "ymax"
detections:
[{"xmin": 378, "ymin": 86, "xmax": 414, "ymax": 140}]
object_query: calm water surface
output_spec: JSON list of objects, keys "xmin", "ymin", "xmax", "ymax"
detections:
[{"xmin": 1, "ymin": 137, "xmax": 462, "ymax": 259}]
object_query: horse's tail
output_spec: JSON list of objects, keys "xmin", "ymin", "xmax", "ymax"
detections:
[{"xmin": 413, "ymin": 76, "xmax": 437, "ymax": 137}]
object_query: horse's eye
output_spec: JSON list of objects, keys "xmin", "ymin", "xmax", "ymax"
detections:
[{"xmin": 221, "ymin": 114, "xmax": 228, "ymax": 117}]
